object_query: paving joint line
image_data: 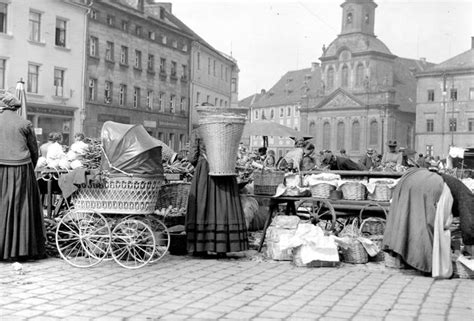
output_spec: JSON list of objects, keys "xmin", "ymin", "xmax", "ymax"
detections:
[
  {"xmin": 382, "ymin": 274, "xmax": 417, "ymax": 321},
  {"xmin": 317, "ymin": 270, "xmax": 374, "ymax": 318}
]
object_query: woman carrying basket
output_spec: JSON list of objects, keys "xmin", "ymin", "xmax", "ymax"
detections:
[{"xmin": 185, "ymin": 129, "xmax": 248, "ymax": 257}]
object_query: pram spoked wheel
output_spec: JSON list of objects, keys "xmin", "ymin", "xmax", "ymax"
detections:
[
  {"xmin": 55, "ymin": 209, "xmax": 111, "ymax": 268},
  {"xmin": 111, "ymin": 219, "xmax": 156, "ymax": 269}
]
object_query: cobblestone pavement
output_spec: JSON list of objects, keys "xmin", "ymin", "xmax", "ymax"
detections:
[{"xmin": 1, "ymin": 254, "xmax": 473, "ymax": 320}]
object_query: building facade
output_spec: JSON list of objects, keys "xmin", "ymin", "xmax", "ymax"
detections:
[
  {"xmin": 300, "ymin": 0, "xmax": 432, "ymax": 159},
  {"xmin": 415, "ymin": 40, "xmax": 474, "ymax": 157},
  {"xmin": 84, "ymin": 0, "xmax": 192, "ymax": 151},
  {"xmin": 164, "ymin": 13, "xmax": 240, "ymax": 132},
  {"xmin": 240, "ymin": 63, "xmax": 321, "ymax": 158},
  {"xmin": 0, "ymin": 0, "xmax": 88, "ymax": 144}
]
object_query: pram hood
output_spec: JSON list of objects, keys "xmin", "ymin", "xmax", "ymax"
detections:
[{"xmin": 101, "ymin": 121, "xmax": 164, "ymax": 175}]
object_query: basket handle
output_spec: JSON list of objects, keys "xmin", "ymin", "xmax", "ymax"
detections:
[{"xmin": 359, "ymin": 201, "xmax": 387, "ymax": 221}]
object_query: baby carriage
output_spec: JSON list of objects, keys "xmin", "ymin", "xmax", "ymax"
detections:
[{"xmin": 55, "ymin": 122, "xmax": 171, "ymax": 269}]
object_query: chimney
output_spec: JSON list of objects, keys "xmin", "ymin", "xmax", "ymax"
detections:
[
  {"xmin": 420, "ymin": 57, "xmax": 426, "ymax": 64},
  {"xmin": 311, "ymin": 62, "xmax": 320, "ymax": 72},
  {"xmin": 145, "ymin": 1, "xmax": 172, "ymax": 19},
  {"xmin": 156, "ymin": 2, "xmax": 172, "ymax": 14},
  {"xmin": 472, "ymin": 36, "xmax": 474, "ymax": 49},
  {"xmin": 260, "ymin": 89, "xmax": 266, "ymax": 95}
]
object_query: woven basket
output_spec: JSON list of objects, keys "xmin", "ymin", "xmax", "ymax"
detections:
[
  {"xmin": 253, "ymin": 170, "xmax": 285, "ymax": 195},
  {"xmin": 156, "ymin": 182, "xmax": 191, "ymax": 210},
  {"xmin": 197, "ymin": 107, "xmax": 248, "ymax": 176},
  {"xmin": 340, "ymin": 181, "xmax": 367, "ymax": 200},
  {"xmin": 73, "ymin": 174, "xmax": 164, "ymax": 214},
  {"xmin": 368, "ymin": 184, "xmax": 392, "ymax": 201},
  {"xmin": 310, "ymin": 183, "xmax": 336, "ymax": 199},
  {"xmin": 340, "ymin": 239, "xmax": 368, "ymax": 264},
  {"xmin": 359, "ymin": 217, "xmax": 386, "ymax": 236}
]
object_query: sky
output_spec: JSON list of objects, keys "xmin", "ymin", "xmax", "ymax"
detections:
[{"xmin": 170, "ymin": 0, "xmax": 473, "ymax": 100}]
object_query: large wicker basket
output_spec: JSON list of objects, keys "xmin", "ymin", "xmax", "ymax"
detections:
[
  {"xmin": 253, "ymin": 170, "xmax": 285, "ymax": 195},
  {"xmin": 367, "ymin": 183, "xmax": 392, "ymax": 201},
  {"xmin": 156, "ymin": 181, "xmax": 191, "ymax": 210},
  {"xmin": 197, "ymin": 107, "xmax": 248, "ymax": 176},
  {"xmin": 310, "ymin": 183, "xmax": 336, "ymax": 199},
  {"xmin": 73, "ymin": 174, "xmax": 164, "ymax": 214},
  {"xmin": 340, "ymin": 239, "xmax": 368, "ymax": 264},
  {"xmin": 340, "ymin": 181, "xmax": 367, "ymax": 200}
]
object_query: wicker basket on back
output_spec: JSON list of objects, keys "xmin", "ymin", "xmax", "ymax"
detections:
[
  {"xmin": 197, "ymin": 107, "xmax": 248, "ymax": 176},
  {"xmin": 73, "ymin": 174, "xmax": 164, "ymax": 214}
]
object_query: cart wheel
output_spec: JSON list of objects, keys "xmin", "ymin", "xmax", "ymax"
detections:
[
  {"xmin": 56, "ymin": 210, "xmax": 111, "ymax": 268},
  {"xmin": 148, "ymin": 218, "xmax": 170, "ymax": 263},
  {"xmin": 111, "ymin": 219, "xmax": 156, "ymax": 269},
  {"xmin": 296, "ymin": 199, "xmax": 336, "ymax": 233}
]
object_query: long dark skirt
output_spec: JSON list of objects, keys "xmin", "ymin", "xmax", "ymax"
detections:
[
  {"xmin": 186, "ymin": 158, "xmax": 248, "ymax": 254},
  {"xmin": 0, "ymin": 163, "xmax": 46, "ymax": 261}
]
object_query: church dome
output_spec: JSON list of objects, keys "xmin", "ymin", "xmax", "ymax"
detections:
[{"xmin": 322, "ymin": 33, "xmax": 393, "ymax": 59}]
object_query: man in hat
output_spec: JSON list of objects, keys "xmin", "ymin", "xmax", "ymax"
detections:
[
  {"xmin": 381, "ymin": 140, "xmax": 403, "ymax": 166},
  {"xmin": 359, "ymin": 148, "xmax": 379, "ymax": 170}
]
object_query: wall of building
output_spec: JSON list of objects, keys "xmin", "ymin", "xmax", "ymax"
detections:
[
  {"xmin": 416, "ymin": 72, "xmax": 474, "ymax": 157},
  {"xmin": 0, "ymin": 0, "xmax": 87, "ymax": 145},
  {"xmin": 189, "ymin": 42, "xmax": 238, "ymax": 130},
  {"xmin": 84, "ymin": 1, "xmax": 191, "ymax": 151}
]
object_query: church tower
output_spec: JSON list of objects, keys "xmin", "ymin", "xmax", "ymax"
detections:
[{"xmin": 340, "ymin": 0, "xmax": 377, "ymax": 36}]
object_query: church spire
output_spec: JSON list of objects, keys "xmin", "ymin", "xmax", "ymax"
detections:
[{"xmin": 340, "ymin": 0, "xmax": 377, "ymax": 36}]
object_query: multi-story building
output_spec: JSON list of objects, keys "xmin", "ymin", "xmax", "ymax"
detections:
[
  {"xmin": 301, "ymin": 0, "xmax": 433, "ymax": 159},
  {"xmin": 84, "ymin": 0, "xmax": 192, "ymax": 151},
  {"xmin": 415, "ymin": 39, "xmax": 474, "ymax": 157},
  {"xmin": 163, "ymin": 13, "xmax": 240, "ymax": 132},
  {"xmin": 0, "ymin": 0, "xmax": 88, "ymax": 144},
  {"xmin": 239, "ymin": 63, "xmax": 322, "ymax": 158}
]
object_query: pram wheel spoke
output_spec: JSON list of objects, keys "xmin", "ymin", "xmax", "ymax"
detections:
[
  {"xmin": 111, "ymin": 219, "xmax": 156, "ymax": 269},
  {"xmin": 56, "ymin": 210, "xmax": 111, "ymax": 268}
]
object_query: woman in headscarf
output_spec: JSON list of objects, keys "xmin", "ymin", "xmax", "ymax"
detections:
[
  {"xmin": 0, "ymin": 91, "xmax": 46, "ymax": 261},
  {"xmin": 185, "ymin": 129, "xmax": 248, "ymax": 257}
]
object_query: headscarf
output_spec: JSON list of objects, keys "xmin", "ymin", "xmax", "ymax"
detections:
[{"xmin": 0, "ymin": 91, "xmax": 21, "ymax": 111}]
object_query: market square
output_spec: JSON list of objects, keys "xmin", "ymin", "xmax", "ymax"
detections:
[{"xmin": 1, "ymin": 0, "xmax": 473, "ymax": 320}]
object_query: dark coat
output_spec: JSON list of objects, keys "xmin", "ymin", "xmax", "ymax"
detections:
[
  {"xmin": 0, "ymin": 109, "xmax": 38, "ymax": 166},
  {"xmin": 440, "ymin": 174, "xmax": 474, "ymax": 245}
]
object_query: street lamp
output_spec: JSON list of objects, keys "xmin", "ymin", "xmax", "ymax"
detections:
[{"xmin": 380, "ymin": 105, "xmax": 386, "ymax": 154}]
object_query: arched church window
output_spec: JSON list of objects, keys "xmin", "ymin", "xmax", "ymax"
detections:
[
  {"xmin": 341, "ymin": 65, "xmax": 349, "ymax": 88},
  {"xmin": 365, "ymin": 13, "xmax": 370, "ymax": 24},
  {"xmin": 336, "ymin": 122, "xmax": 345, "ymax": 151},
  {"xmin": 369, "ymin": 120, "xmax": 378, "ymax": 145},
  {"xmin": 327, "ymin": 67, "xmax": 334, "ymax": 90},
  {"xmin": 309, "ymin": 121, "xmax": 316, "ymax": 136},
  {"xmin": 323, "ymin": 122, "xmax": 331, "ymax": 150},
  {"xmin": 351, "ymin": 121, "xmax": 360, "ymax": 151},
  {"xmin": 355, "ymin": 63, "xmax": 364, "ymax": 87},
  {"xmin": 346, "ymin": 12, "xmax": 352, "ymax": 24}
]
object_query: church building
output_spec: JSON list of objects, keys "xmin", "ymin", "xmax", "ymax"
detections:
[{"xmin": 300, "ymin": 0, "xmax": 433, "ymax": 158}]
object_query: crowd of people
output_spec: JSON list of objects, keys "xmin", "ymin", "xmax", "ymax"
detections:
[{"xmin": 237, "ymin": 138, "xmax": 452, "ymax": 173}]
